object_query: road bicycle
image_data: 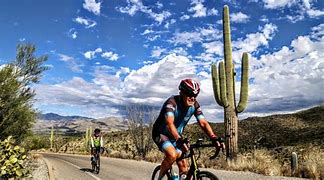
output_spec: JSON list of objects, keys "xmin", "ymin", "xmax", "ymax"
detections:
[
  {"xmin": 91, "ymin": 147, "xmax": 103, "ymax": 174},
  {"xmin": 151, "ymin": 138, "xmax": 222, "ymax": 180}
]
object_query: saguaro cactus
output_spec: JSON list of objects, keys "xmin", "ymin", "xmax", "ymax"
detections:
[
  {"xmin": 85, "ymin": 127, "xmax": 89, "ymax": 149},
  {"xmin": 50, "ymin": 125, "xmax": 54, "ymax": 151},
  {"xmin": 291, "ymin": 152, "xmax": 298, "ymax": 176},
  {"xmin": 211, "ymin": 5, "xmax": 249, "ymax": 160}
]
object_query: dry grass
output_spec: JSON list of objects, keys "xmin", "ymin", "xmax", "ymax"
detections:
[
  {"xmin": 226, "ymin": 149, "xmax": 282, "ymax": 176},
  {"xmin": 298, "ymin": 146, "xmax": 324, "ymax": 179}
]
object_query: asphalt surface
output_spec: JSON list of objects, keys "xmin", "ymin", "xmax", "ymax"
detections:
[{"xmin": 41, "ymin": 153, "xmax": 308, "ymax": 180}]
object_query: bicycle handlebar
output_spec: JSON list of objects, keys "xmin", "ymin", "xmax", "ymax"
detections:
[{"xmin": 179, "ymin": 138, "xmax": 223, "ymax": 160}]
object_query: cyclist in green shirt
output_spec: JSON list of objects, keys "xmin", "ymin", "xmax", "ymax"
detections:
[{"xmin": 91, "ymin": 128, "xmax": 104, "ymax": 162}]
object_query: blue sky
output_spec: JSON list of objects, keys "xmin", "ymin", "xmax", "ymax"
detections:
[{"xmin": 0, "ymin": 0, "xmax": 323, "ymax": 122}]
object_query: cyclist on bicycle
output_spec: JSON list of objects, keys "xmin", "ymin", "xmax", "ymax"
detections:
[
  {"xmin": 91, "ymin": 128, "xmax": 104, "ymax": 162},
  {"xmin": 152, "ymin": 78, "xmax": 225, "ymax": 179}
]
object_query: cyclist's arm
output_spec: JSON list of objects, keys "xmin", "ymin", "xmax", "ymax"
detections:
[
  {"xmin": 100, "ymin": 136, "xmax": 103, "ymax": 147},
  {"xmin": 165, "ymin": 114, "xmax": 181, "ymax": 140},
  {"xmin": 90, "ymin": 136, "xmax": 94, "ymax": 148},
  {"xmin": 198, "ymin": 118, "xmax": 217, "ymax": 138}
]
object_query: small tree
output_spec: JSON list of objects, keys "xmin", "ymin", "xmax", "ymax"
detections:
[
  {"xmin": 126, "ymin": 104, "xmax": 157, "ymax": 159},
  {"xmin": 0, "ymin": 43, "xmax": 48, "ymax": 142}
]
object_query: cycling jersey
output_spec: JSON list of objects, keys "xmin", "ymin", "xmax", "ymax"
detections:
[
  {"xmin": 91, "ymin": 135, "xmax": 103, "ymax": 148},
  {"xmin": 152, "ymin": 95, "xmax": 205, "ymax": 141}
]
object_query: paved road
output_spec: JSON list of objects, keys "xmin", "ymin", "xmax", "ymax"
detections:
[{"xmin": 41, "ymin": 153, "xmax": 307, "ymax": 180}]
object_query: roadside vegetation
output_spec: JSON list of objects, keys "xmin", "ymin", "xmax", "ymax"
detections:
[{"xmin": 0, "ymin": 43, "xmax": 49, "ymax": 179}]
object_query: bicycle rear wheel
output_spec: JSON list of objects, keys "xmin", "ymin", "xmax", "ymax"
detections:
[
  {"xmin": 197, "ymin": 171, "xmax": 219, "ymax": 180},
  {"xmin": 151, "ymin": 165, "xmax": 172, "ymax": 180}
]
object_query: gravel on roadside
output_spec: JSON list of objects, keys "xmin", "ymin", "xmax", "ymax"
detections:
[{"xmin": 24, "ymin": 154, "xmax": 49, "ymax": 180}]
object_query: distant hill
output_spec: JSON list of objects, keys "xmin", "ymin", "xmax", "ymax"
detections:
[
  {"xmin": 37, "ymin": 113, "xmax": 94, "ymax": 121},
  {"xmin": 33, "ymin": 113, "xmax": 128, "ymax": 135},
  {"xmin": 239, "ymin": 105, "xmax": 324, "ymax": 149},
  {"xmin": 184, "ymin": 105, "xmax": 324, "ymax": 149}
]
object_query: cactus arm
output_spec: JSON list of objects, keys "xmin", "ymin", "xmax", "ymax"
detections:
[
  {"xmin": 237, "ymin": 52, "xmax": 249, "ymax": 113},
  {"xmin": 223, "ymin": 5, "xmax": 235, "ymax": 105},
  {"xmin": 219, "ymin": 61, "xmax": 229, "ymax": 107},
  {"xmin": 211, "ymin": 63, "xmax": 223, "ymax": 106}
]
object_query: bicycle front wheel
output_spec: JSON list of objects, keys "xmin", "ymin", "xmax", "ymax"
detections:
[
  {"xmin": 151, "ymin": 165, "xmax": 172, "ymax": 180},
  {"xmin": 197, "ymin": 171, "xmax": 219, "ymax": 180},
  {"xmin": 95, "ymin": 156, "xmax": 100, "ymax": 174}
]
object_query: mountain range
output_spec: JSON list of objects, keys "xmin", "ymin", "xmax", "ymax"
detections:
[{"xmin": 33, "ymin": 113, "xmax": 128, "ymax": 135}]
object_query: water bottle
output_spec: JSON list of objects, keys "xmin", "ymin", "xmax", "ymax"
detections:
[
  {"xmin": 170, "ymin": 169, "xmax": 179, "ymax": 180},
  {"xmin": 172, "ymin": 173, "xmax": 179, "ymax": 180}
]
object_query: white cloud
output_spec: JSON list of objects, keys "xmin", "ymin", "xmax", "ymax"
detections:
[
  {"xmin": 74, "ymin": 17, "xmax": 97, "ymax": 28},
  {"xmin": 57, "ymin": 54, "xmax": 83, "ymax": 73},
  {"xmin": 262, "ymin": 0, "xmax": 295, "ymax": 9},
  {"xmin": 68, "ymin": 28, "xmax": 78, "ymax": 39},
  {"xmin": 231, "ymin": 23, "xmax": 277, "ymax": 61},
  {"xmin": 170, "ymin": 26, "xmax": 222, "ymax": 47},
  {"xmin": 310, "ymin": 23, "xmax": 324, "ymax": 39},
  {"xmin": 307, "ymin": 9, "xmax": 324, "ymax": 17},
  {"xmin": 248, "ymin": 34, "xmax": 324, "ymax": 114},
  {"xmin": 207, "ymin": 8, "xmax": 218, "ymax": 16},
  {"xmin": 151, "ymin": 46, "xmax": 166, "ymax": 58},
  {"xmin": 84, "ymin": 48, "xmax": 103, "ymax": 59},
  {"xmin": 231, "ymin": 12, "xmax": 250, "ymax": 23},
  {"xmin": 101, "ymin": 51, "xmax": 119, "ymax": 61},
  {"xmin": 188, "ymin": 0, "xmax": 207, "ymax": 18},
  {"xmin": 141, "ymin": 29, "xmax": 154, "ymax": 35},
  {"xmin": 262, "ymin": 0, "xmax": 323, "ymax": 21},
  {"xmin": 117, "ymin": 0, "xmax": 171, "ymax": 24},
  {"xmin": 164, "ymin": 19, "xmax": 176, "ymax": 29},
  {"xmin": 180, "ymin": 14, "xmax": 190, "ymax": 21},
  {"xmin": 171, "ymin": 31, "xmax": 201, "ymax": 47},
  {"xmin": 35, "ymin": 54, "xmax": 201, "ymax": 118},
  {"xmin": 83, "ymin": 0, "xmax": 101, "ymax": 15}
]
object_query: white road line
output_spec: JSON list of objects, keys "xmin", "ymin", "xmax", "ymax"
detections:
[{"xmin": 59, "ymin": 159, "xmax": 101, "ymax": 180}]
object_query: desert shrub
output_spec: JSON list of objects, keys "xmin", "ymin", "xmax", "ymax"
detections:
[
  {"xmin": 299, "ymin": 146, "xmax": 324, "ymax": 179},
  {"xmin": 20, "ymin": 135, "xmax": 50, "ymax": 151},
  {"xmin": 0, "ymin": 136, "xmax": 29, "ymax": 179},
  {"xmin": 214, "ymin": 149, "xmax": 282, "ymax": 176}
]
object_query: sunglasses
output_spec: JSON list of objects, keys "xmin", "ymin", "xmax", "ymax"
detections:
[{"xmin": 182, "ymin": 92, "xmax": 198, "ymax": 98}]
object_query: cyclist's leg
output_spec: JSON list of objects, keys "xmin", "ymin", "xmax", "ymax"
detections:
[
  {"xmin": 157, "ymin": 135, "xmax": 182, "ymax": 179},
  {"xmin": 176, "ymin": 159, "xmax": 188, "ymax": 177}
]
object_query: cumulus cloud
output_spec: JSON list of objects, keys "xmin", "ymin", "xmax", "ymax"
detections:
[
  {"xmin": 262, "ymin": 0, "xmax": 294, "ymax": 9},
  {"xmin": 170, "ymin": 26, "xmax": 222, "ymax": 47},
  {"xmin": 35, "ymin": 54, "xmax": 201, "ymax": 118},
  {"xmin": 83, "ymin": 48, "xmax": 103, "ymax": 59},
  {"xmin": 261, "ymin": 0, "xmax": 323, "ymax": 22},
  {"xmin": 188, "ymin": 0, "xmax": 207, "ymax": 17},
  {"xmin": 151, "ymin": 46, "xmax": 166, "ymax": 58},
  {"xmin": 101, "ymin": 51, "xmax": 119, "ymax": 61},
  {"xmin": 248, "ymin": 34, "xmax": 324, "ymax": 115},
  {"xmin": 83, "ymin": 0, "xmax": 101, "ymax": 15},
  {"xmin": 180, "ymin": 14, "xmax": 190, "ymax": 21},
  {"xmin": 117, "ymin": 0, "xmax": 171, "ymax": 24},
  {"xmin": 231, "ymin": 12, "xmax": 250, "ymax": 23},
  {"xmin": 74, "ymin": 17, "xmax": 97, "ymax": 28}
]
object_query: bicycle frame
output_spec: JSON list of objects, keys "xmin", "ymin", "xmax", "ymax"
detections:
[{"xmin": 177, "ymin": 139, "xmax": 218, "ymax": 180}]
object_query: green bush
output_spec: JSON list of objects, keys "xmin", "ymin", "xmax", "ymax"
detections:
[
  {"xmin": 20, "ymin": 135, "xmax": 50, "ymax": 151},
  {"xmin": 0, "ymin": 136, "xmax": 29, "ymax": 179}
]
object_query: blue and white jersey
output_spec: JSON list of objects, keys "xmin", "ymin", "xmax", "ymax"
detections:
[{"xmin": 152, "ymin": 95, "xmax": 205, "ymax": 140}]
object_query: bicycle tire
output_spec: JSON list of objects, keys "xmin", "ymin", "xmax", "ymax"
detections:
[
  {"xmin": 95, "ymin": 155, "xmax": 100, "ymax": 174},
  {"xmin": 151, "ymin": 165, "xmax": 172, "ymax": 180},
  {"xmin": 197, "ymin": 171, "xmax": 219, "ymax": 180}
]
